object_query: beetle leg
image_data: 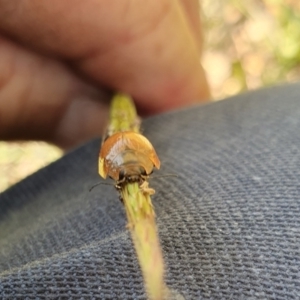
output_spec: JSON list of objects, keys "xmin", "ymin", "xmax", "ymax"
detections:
[
  {"xmin": 140, "ymin": 181, "xmax": 155, "ymax": 196},
  {"xmin": 118, "ymin": 194, "xmax": 124, "ymax": 203}
]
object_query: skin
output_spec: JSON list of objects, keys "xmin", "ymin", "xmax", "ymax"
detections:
[{"xmin": 0, "ymin": 0, "xmax": 210, "ymax": 149}]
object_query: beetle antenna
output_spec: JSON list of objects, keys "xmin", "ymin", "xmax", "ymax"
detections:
[
  {"xmin": 89, "ymin": 181, "xmax": 115, "ymax": 192},
  {"xmin": 150, "ymin": 173, "xmax": 178, "ymax": 180}
]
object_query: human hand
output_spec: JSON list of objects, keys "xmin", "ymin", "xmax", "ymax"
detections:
[{"xmin": 0, "ymin": 0, "xmax": 210, "ymax": 148}]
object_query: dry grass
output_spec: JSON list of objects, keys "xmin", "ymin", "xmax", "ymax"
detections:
[
  {"xmin": 1, "ymin": 0, "xmax": 299, "ymax": 192},
  {"xmin": 0, "ymin": 142, "xmax": 62, "ymax": 192},
  {"xmin": 202, "ymin": 0, "xmax": 300, "ymax": 98}
]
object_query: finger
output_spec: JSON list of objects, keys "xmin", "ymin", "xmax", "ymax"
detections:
[
  {"xmin": 179, "ymin": 0, "xmax": 203, "ymax": 52},
  {"xmin": 0, "ymin": 0, "xmax": 210, "ymax": 114},
  {"xmin": 0, "ymin": 36, "xmax": 109, "ymax": 148}
]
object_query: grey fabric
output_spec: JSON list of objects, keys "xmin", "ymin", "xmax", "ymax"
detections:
[{"xmin": 1, "ymin": 83, "xmax": 300, "ymax": 299}]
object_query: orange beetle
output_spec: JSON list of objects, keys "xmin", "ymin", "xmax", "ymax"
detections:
[{"xmin": 99, "ymin": 131, "xmax": 160, "ymax": 186}]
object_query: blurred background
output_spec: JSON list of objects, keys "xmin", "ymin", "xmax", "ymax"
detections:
[{"xmin": 1, "ymin": 0, "xmax": 300, "ymax": 192}]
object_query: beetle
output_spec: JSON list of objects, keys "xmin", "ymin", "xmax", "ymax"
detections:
[{"xmin": 99, "ymin": 131, "xmax": 160, "ymax": 189}]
